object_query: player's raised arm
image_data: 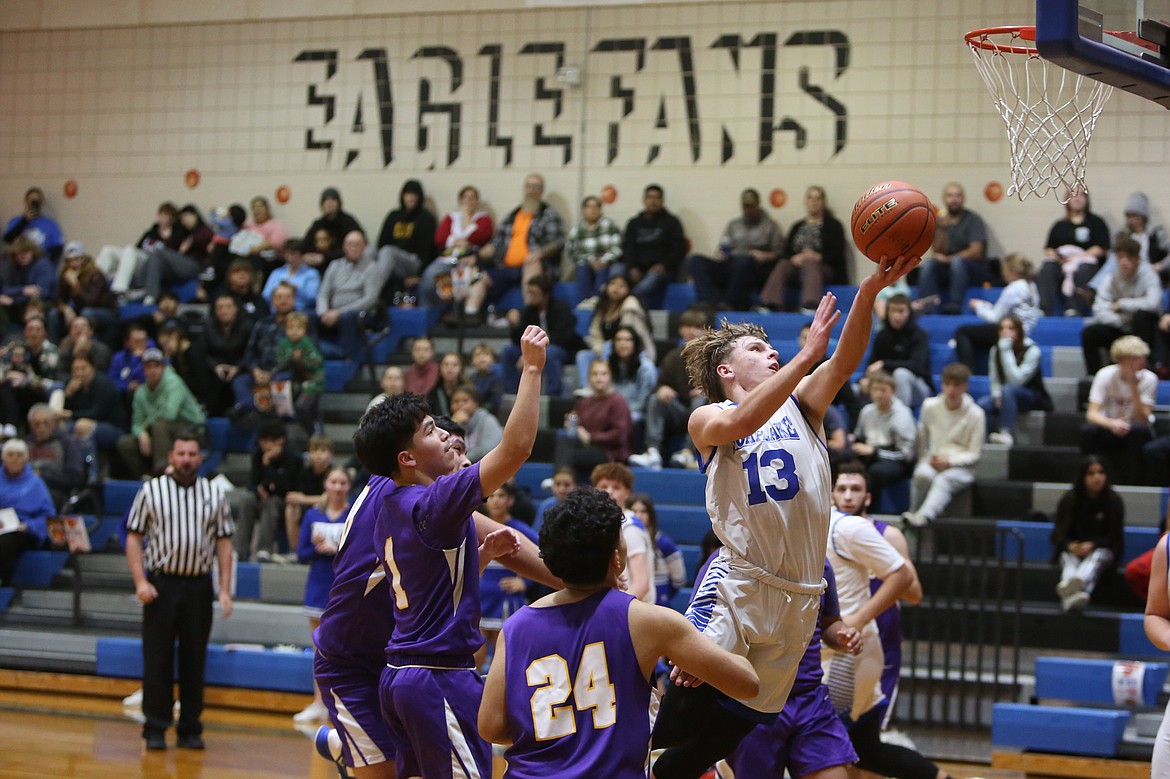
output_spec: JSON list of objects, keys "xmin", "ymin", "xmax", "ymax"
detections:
[
  {"xmin": 479, "ymin": 325, "xmax": 548, "ymax": 495},
  {"xmin": 796, "ymin": 255, "xmax": 919, "ymax": 422},
  {"xmin": 687, "ymin": 298, "xmax": 839, "ymax": 451},
  {"xmin": 631, "ymin": 601, "xmax": 758, "ymax": 700}
]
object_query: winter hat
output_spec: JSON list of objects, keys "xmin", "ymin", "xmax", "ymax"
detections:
[
  {"xmin": 320, "ymin": 187, "xmax": 341, "ymax": 205},
  {"xmin": 1124, "ymin": 192, "xmax": 1149, "ymax": 218}
]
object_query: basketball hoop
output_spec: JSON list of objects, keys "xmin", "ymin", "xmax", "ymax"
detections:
[{"xmin": 965, "ymin": 26, "xmax": 1113, "ymax": 202}]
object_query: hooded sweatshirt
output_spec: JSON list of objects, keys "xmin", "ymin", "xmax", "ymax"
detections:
[
  {"xmin": 376, "ymin": 179, "xmax": 438, "ymax": 266},
  {"xmin": 0, "ymin": 464, "xmax": 55, "ymax": 544}
]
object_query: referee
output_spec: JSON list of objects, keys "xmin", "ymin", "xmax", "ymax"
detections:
[{"xmin": 125, "ymin": 432, "xmax": 234, "ymax": 751}]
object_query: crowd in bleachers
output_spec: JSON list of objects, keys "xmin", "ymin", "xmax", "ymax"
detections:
[{"xmin": 1, "ymin": 176, "xmax": 1169, "ymax": 615}]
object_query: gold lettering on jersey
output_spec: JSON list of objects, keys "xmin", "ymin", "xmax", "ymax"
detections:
[{"xmin": 734, "ymin": 417, "xmax": 800, "ymax": 449}]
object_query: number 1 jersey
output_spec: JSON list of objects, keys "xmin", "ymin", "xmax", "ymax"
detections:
[{"xmin": 698, "ymin": 396, "xmax": 831, "ymax": 586}]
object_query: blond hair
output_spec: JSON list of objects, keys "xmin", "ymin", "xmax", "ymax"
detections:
[
  {"xmin": 681, "ymin": 320, "xmax": 768, "ymax": 403},
  {"xmin": 1110, "ymin": 334, "xmax": 1150, "ymax": 361}
]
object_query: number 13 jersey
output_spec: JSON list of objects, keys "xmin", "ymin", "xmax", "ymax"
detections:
[{"xmin": 698, "ymin": 396, "xmax": 831, "ymax": 587}]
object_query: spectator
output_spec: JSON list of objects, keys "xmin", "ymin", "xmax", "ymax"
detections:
[
  {"xmin": 565, "ymin": 194, "xmax": 624, "ymax": 305},
  {"xmin": 108, "ymin": 324, "xmax": 153, "ymax": 398},
  {"xmin": 533, "ymin": 466, "xmax": 576, "ymax": 533},
  {"xmin": 0, "ymin": 438, "xmax": 54, "ymax": 586},
  {"xmin": 418, "ymin": 185, "xmax": 494, "ymax": 307},
  {"xmin": 295, "ymin": 466, "xmax": 353, "ymax": 723},
  {"xmin": 690, "ymin": 188, "xmax": 784, "ymax": 311},
  {"xmin": 1, "ymin": 237, "xmax": 56, "ymax": 329},
  {"xmin": 1148, "ymin": 418, "xmax": 1170, "ymax": 489},
  {"xmin": 628, "ymin": 492, "xmax": 686, "ymax": 608},
  {"xmin": 261, "ymin": 239, "xmax": 319, "ymax": 313},
  {"xmin": 115, "ymin": 348, "xmax": 205, "ymax": 479},
  {"xmin": 144, "ymin": 291, "xmax": 184, "ymax": 341},
  {"xmin": 851, "ymin": 371, "xmax": 917, "ymax": 511},
  {"xmin": 96, "ymin": 202, "xmax": 185, "ymax": 297},
  {"xmin": 1037, "ymin": 187, "xmax": 1110, "ymax": 316},
  {"xmin": 1081, "ymin": 234, "xmax": 1163, "ymax": 373},
  {"xmin": 475, "ymin": 482, "xmax": 539, "ymax": 672},
  {"xmin": 1081, "ymin": 335, "xmax": 1157, "ymax": 484},
  {"xmin": 62, "ymin": 353, "xmax": 126, "ymax": 462},
  {"xmin": 128, "ymin": 204, "xmax": 213, "ymax": 306},
  {"xmin": 465, "ymin": 174, "xmax": 565, "ymax": 323},
  {"xmin": 24, "ymin": 403, "xmax": 84, "ymax": 511},
  {"xmin": 0, "ymin": 317, "xmax": 60, "ymax": 433},
  {"xmin": 402, "ymin": 336, "xmax": 439, "ymax": 396},
  {"xmin": 273, "ymin": 310, "xmax": 324, "ymax": 433},
  {"xmin": 201, "ymin": 294, "xmax": 254, "ymax": 417},
  {"xmin": 591, "ymin": 463, "xmax": 655, "ymax": 605},
  {"xmin": 621, "ymin": 184, "xmax": 687, "ymax": 309},
  {"xmin": 917, "ymin": 182, "xmax": 988, "ymax": 314},
  {"xmin": 466, "ymin": 343, "xmax": 504, "ymax": 415},
  {"xmin": 284, "ymin": 434, "xmax": 335, "ymax": 554},
  {"xmin": 314, "ymin": 230, "xmax": 388, "ymax": 360},
  {"xmin": 57, "ymin": 316, "xmax": 112, "ymax": 377},
  {"xmin": 608, "ymin": 326, "xmax": 657, "ymax": 429},
  {"xmin": 225, "ymin": 280, "xmax": 294, "ymax": 421},
  {"xmin": 1051, "ymin": 455, "xmax": 1124, "ymax": 611},
  {"xmin": 903, "ymin": 363, "xmax": 985, "ymax": 527},
  {"xmin": 235, "ymin": 418, "xmax": 302, "ymax": 563},
  {"xmin": 220, "ymin": 259, "xmax": 270, "ymax": 324},
  {"xmin": 4, "ymin": 187, "xmax": 63, "ymax": 261},
  {"xmin": 301, "ymin": 187, "xmax": 363, "ymax": 272},
  {"xmin": 977, "ymin": 314, "xmax": 1053, "ymax": 447},
  {"xmin": 862, "ymin": 293, "xmax": 933, "ymax": 411},
  {"xmin": 51, "ymin": 243, "xmax": 118, "ymax": 343},
  {"xmin": 427, "ymin": 352, "xmax": 465, "ymax": 418},
  {"xmin": 157, "ymin": 323, "xmax": 207, "ymax": 398},
  {"xmin": 578, "ymin": 274, "xmax": 656, "ymax": 387},
  {"xmin": 205, "ymin": 203, "xmax": 248, "ymax": 288},
  {"xmin": 629, "ymin": 308, "xmax": 710, "ymax": 471},
  {"xmin": 554, "ymin": 360, "xmax": 632, "ymax": 480},
  {"xmin": 501, "ymin": 274, "xmax": 582, "ymax": 397},
  {"xmin": 760, "ymin": 185, "xmax": 848, "ymax": 312},
  {"xmin": 1090, "ymin": 192, "xmax": 1170, "ymax": 291},
  {"xmin": 239, "ymin": 195, "xmax": 287, "ymax": 273},
  {"xmin": 954, "ymin": 251, "xmax": 1041, "ymax": 373},
  {"xmin": 376, "ymin": 179, "xmax": 437, "ymax": 302},
  {"xmin": 366, "ymin": 365, "xmax": 405, "ymax": 412},
  {"xmin": 449, "ymin": 385, "xmax": 502, "ymax": 463}
]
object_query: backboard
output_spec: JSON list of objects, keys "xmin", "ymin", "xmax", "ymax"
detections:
[{"xmin": 1036, "ymin": 0, "xmax": 1170, "ymax": 105}]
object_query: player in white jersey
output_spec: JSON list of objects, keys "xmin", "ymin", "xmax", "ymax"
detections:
[{"xmin": 651, "ymin": 255, "xmax": 918, "ymax": 779}]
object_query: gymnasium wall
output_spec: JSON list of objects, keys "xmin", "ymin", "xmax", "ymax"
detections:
[{"xmin": 1, "ymin": 0, "xmax": 1166, "ymax": 279}]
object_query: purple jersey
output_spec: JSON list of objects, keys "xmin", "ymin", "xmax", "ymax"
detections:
[
  {"xmin": 793, "ymin": 561, "xmax": 840, "ymax": 694},
  {"xmin": 870, "ymin": 519, "xmax": 904, "ymax": 702},
  {"xmin": 313, "ymin": 475, "xmax": 398, "ymax": 674},
  {"xmin": 374, "ymin": 463, "xmax": 486, "ymax": 660},
  {"xmin": 502, "ymin": 589, "xmax": 652, "ymax": 778}
]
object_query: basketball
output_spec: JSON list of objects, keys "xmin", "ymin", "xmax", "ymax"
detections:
[{"xmin": 849, "ymin": 181, "xmax": 936, "ymax": 263}]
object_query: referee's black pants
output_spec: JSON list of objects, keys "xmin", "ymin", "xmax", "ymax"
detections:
[{"xmin": 142, "ymin": 573, "xmax": 213, "ymax": 740}]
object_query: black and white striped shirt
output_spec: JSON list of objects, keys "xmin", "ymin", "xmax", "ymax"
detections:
[{"xmin": 125, "ymin": 475, "xmax": 234, "ymax": 576}]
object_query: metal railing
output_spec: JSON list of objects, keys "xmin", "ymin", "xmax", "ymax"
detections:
[{"xmin": 897, "ymin": 519, "xmax": 1024, "ymax": 729}]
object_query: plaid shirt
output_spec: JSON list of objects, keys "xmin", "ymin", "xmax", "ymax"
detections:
[
  {"xmin": 488, "ymin": 201, "xmax": 565, "ymax": 263},
  {"xmin": 564, "ymin": 216, "xmax": 623, "ymax": 267}
]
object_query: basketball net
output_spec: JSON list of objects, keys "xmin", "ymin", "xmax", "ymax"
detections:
[{"xmin": 966, "ymin": 27, "xmax": 1112, "ymax": 202}]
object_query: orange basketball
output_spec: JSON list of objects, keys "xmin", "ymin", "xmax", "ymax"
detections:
[
  {"xmin": 849, "ymin": 181, "xmax": 936, "ymax": 263},
  {"xmin": 63, "ymin": 180, "xmax": 78, "ymax": 199}
]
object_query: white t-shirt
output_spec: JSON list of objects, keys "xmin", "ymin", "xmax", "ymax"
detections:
[
  {"xmin": 1088, "ymin": 364, "xmax": 1157, "ymax": 423},
  {"xmin": 621, "ymin": 513, "xmax": 656, "ymax": 604},
  {"xmin": 825, "ymin": 510, "xmax": 906, "ymax": 621}
]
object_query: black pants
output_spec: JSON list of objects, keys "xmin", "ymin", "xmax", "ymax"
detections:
[
  {"xmin": 0, "ymin": 531, "xmax": 36, "ymax": 587},
  {"xmin": 1080, "ymin": 312, "xmax": 1160, "ymax": 374},
  {"xmin": 954, "ymin": 322, "xmax": 998, "ymax": 374},
  {"xmin": 142, "ymin": 573, "xmax": 214, "ymax": 740},
  {"xmin": 850, "ymin": 707, "xmax": 940, "ymax": 779},
  {"xmin": 651, "ymin": 681, "xmax": 759, "ymax": 778}
]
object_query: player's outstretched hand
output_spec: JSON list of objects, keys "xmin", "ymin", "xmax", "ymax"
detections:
[
  {"xmin": 480, "ymin": 527, "xmax": 521, "ymax": 564},
  {"xmin": 800, "ymin": 292, "xmax": 840, "ymax": 362},
  {"xmin": 835, "ymin": 626, "xmax": 863, "ymax": 655},
  {"xmin": 519, "ymin": 325, "xmax": 549, "ymax": 373},
  {"xmin": 864, "ymin": 254, "xmax": 921, "ymax": 292}
]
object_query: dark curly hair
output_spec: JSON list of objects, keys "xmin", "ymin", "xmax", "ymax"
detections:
[
  {"xmin": 354, "ymin": 392, "xmax": 431, "ymax": 477},
  {"xmin": 539, "ymin": 487, "xmax": 623, "ymax": 587}
]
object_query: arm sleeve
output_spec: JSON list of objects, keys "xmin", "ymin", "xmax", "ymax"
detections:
[
  {"xmin": 835, "ymin": 515, "xmax": 906, "ymax": 578},
  {"xmin": 999, "ymin": 344, "xmax": 1042, "ymax": 386},
  {"xmin": 469, "ymin": 215, "xmax": 495, "ymax": 249},
  {"xmin": 416, "ymin": 462, "xmax": 487, "ymax": 548},
  {"xmin": 3, "ymin": 216, "xmax": 28, "ymax": 244},
  {"xmin": 600, "ymin": 219, "xmax": 623, "ymax": 264}
]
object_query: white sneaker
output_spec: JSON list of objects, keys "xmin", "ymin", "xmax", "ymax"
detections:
[
  {"xmin": 901, "ymin": 510, "xmax": 930, "ymax": 528},
  {"xmin": 0, "ymin": 423, "xmax": 16, "ymax": 438},
  {"xmin": 254, "ymin": 550, "xmax": 272, "ymax": 563},
  {"xmin": 629, "ymin": 448, "xmax": 663, "ymax": 469},
  {"xmin": 293, "ymin": 701, "xmax": 330, "ymax": 723},
  {"xmin": 122, "ymin": 688, "xmax": 143, "ymax": 708},
  {"xmin": 540, "ymin": 477, "xmax": 554, "ymax": 493},
  {"xmin": 1056, "ymin": 576, "xmax": 1084, "ymax": 599},
  {"xmin": 988, "ymin": 431, "xmax": 1014, "ymax": 446},
  {"xmin": 670, "ymin": 449, "xmax": 698, "ymax": 470},
  {"xmin": 1062, "ymin": 591, "xmax": 1090, "ymax": 612}
]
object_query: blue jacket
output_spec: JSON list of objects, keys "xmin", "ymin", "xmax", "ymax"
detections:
[
  {"xmin": 0, "ymin": 464, "xmax": 55, "ymax": 544},
  {"xmin": 0, "ymin": 255, "xmax": 56, "ymax": 302}
]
